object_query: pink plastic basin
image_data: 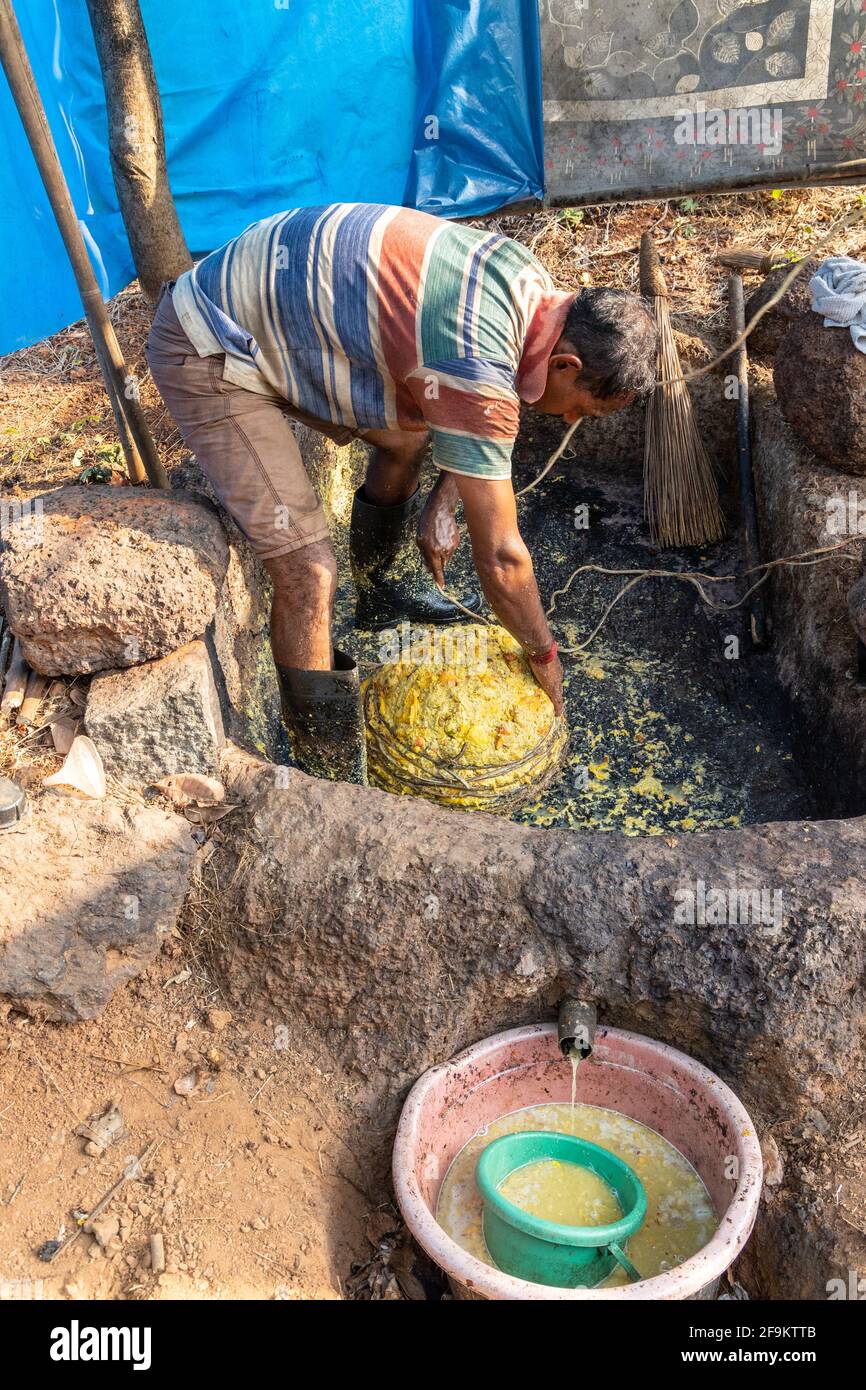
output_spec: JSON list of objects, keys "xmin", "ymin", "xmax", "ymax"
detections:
[{"xmin": 394, "ymin": 1023, "xmax": 763, "ymax": 1300}]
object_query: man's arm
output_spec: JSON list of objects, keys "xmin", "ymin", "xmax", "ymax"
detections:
[
  {"xmin": 417, "ymin": 472, "xmax": 462, "ymax": 586},
  {"xmin": 446, "ymin": 475, "xmax": 563, "ymax": 714}
]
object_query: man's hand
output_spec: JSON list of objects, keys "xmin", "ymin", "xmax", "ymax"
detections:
[
  {"xmin": 528, "ymin": 652, "xmax": 564, "ymax": 716},
  {"xmin": 452, "ymin": 474, "xmax": 564, "ymax": 713},
  {"xmin": 417, "ymin": 473, "xmax": 462, "ymax": 586}
]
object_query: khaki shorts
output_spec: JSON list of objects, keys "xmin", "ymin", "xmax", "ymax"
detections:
[{"xmin": 146, "ymin": 284, "xmax": 333, "ymax": 560}]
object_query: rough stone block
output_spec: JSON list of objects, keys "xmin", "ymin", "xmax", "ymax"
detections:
[
  {"xmin": 211, "ymin": 748, "xmax": 866, "ymax": 1119},
  {"xmin": 0, "ymin": 796, "xmax": 197, "ymax": 1020},
  {"xmin": 85, "ymin": 640, "xmax": 225, "ymax": 785},
  {"xmin": 751, "ymin": 383, "xmax": 866, "ymax": 815},
  {"xmin": 774, "ymin": 311, "xmax": 866, "ymax": 473},
  {"xmin": 744, "ymin": 258, "xmax": 819, "ymax": 358},
  {"xmin": 0, "ymin": 485, "xmax": 228, "ymax": 676}
]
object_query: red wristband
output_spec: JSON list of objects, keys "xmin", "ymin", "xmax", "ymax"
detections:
[{"xmin": 526, "ymin": 640, "xmax": 558, "ymax": 666}]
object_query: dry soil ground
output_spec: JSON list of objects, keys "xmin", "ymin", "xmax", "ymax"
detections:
[{"xmin": 0, "ymin": 945, "xmax": 381, "ymax": 1301}]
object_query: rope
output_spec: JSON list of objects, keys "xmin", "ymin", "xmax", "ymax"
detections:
[
  {"xmin": 435, "ymin": 583, "xmax": 493, "ymax": 624},
  {"xmin": 675, "ymin": 201, "xmax": 866, "ymax": 386},
  {"xmin": 428, "ymin": 427, "xmax": 863, "ymax": 656},
  {"xmin": 514, "ymin": 418, "xmax": 582, "ymax": 496},
  {"xmin": 415, "ymin": 198, "xmax": 866, "ymax": 644},
  {"xmin": 363, "ymin": 681, "xmax": 568, "ymax": 812}
]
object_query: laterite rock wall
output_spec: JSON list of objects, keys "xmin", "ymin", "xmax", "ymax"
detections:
[
  {"xmin": 211, "ymin": 748, "xmax": 865, "ymax": 1122},
  {"xmin": 752, "ymin": 380, "xmax": 866, "ymax": 816}
]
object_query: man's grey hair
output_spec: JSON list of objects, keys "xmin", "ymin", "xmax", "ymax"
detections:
[{"xmin": 563, "ymin": 287, "xmax": 658, "ymax": 400}]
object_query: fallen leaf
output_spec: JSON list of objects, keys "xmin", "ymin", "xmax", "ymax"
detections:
[
  {"xmin": 164, "ymin": 968, "xmax": 192, "ymax": 988},
  {"xmin": 152, "ymin": 773, "xmax": 226, "ymax": 809},
  {"xmin": 365, "ymin": 1209, "xmax": 400, "ymax": 1248},
  {"xmin": 183, "ymin": 802, "xmax": 238, "ymax": 826}
]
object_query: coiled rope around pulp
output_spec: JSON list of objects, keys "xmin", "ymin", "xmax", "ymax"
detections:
[{"xmin": 363, "ymin": 681, "xmax": 568, "ymax": 814}]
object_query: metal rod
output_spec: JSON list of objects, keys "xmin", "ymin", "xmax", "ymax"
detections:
[
  {"xmin": 728, "ymin": 272, "xmax": 768, "ymax": 649},
  {"xmin": 0, "ymin": 0, "xmax": 168, "ymax": 489},
  {"xmin": 0, "ymin": 622, "xmax": 11, "ymax": 689}
]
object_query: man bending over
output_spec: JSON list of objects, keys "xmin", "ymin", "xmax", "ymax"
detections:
[{"xmin": 147, "ymin": 203, "xmax": 657, "ymax": 782}]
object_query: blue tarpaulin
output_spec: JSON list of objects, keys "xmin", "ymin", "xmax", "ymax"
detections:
[
  {"xmin": 8, "ymin": 1, "xmax": 849, "ymax": 356},
  {"xmin": 0, "ymin": 2, "xmax": 135, "ymax": 354},
  {"xmin": 405, "ymin": 0, "xmax": 544, "ymax": 217},
  {"xmin": 0, "ymin": 0, "xmax": 545, "ymax": 354}
]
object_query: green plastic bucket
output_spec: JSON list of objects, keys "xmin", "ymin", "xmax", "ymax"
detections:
[{"xmin": 475, "ymin": 1132, "xmax": 647, "ymax": 1289}]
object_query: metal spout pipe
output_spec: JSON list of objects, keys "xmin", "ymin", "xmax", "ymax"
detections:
[{"xmin": 557, "ymin": 997, "xmax": 597, "ymax": 1059}]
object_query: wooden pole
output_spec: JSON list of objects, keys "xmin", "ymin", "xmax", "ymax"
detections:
[
  {"xmin": 0, "ymin": 0, "xmax": 169, "ymax": 489},
  {"xmin": 0, "ymin": 638, "xmax": 27, "ymax": 719},
  {"xmin": 84, "ymin": 0, "xmax": 192, "ymax": 304}
]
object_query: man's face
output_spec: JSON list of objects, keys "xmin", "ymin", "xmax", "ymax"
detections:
[{"xmin": 534, "ymin": 345, "xmax": 635, "ymax": 424}]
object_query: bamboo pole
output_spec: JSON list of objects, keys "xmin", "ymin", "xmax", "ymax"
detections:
[
  {"xmin": 0, "ymin": 0, "xmax": 169, "ymax": 489},
  {"xmin": 0, "ymin": 639, "xmax": 28, "ymax": 718},
  {"xmin": 17, "ymin": 670, "xmax": 48, "ymax": 727}
]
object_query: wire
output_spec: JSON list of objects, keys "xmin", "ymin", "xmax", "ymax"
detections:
[
  {"xmin": 514, "ymin": 418, "xmax": 582, "ymax": 496},
  {"xmin": 546, "ymin": 541, "xmax": 864, "ymax": 654},
  {"xmin": 435, "ymin": 584, "xmax": 493, "ymax": 625}
]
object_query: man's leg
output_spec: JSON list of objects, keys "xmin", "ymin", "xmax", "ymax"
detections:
[
  {"xmin": 146, "ymin": 290, "xmax": 364, "ymax": 781},
  {"xmin": 262, "ymin": 547, "xmax": 367, "ymax": 785},
  {"xmin": 264, "ymin": 541, "xmax": 337, "ymax": 672},
  {"xmin": 361, "ymin": 428, "xmax": 429, "ymax": 506},
  {"xmin": 350, "ymin": 428, "xmax": 481, "ymax": 627}
]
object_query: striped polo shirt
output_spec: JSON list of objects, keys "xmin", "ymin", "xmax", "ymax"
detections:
[{"xmin": 171, "ymin": 204, "xmax": 573, "ymax": 481}]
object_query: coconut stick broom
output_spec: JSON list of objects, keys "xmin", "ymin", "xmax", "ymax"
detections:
[{"xmin": 640, "ymin": 231, "xmax": 725, "ymax": 548}]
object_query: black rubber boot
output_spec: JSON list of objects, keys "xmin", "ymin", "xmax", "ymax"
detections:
[
  {"xmin": 276, "ymin": 649, "xmax": 367, "ymax": 785},
  {"xmin": 350, "ymin": 486, "xmax": 482, "ymax": 630}
]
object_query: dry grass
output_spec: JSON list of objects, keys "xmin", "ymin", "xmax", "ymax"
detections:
[
  {"xmin": 179, "ymin": 838, "xmax": 258, "ymax": 981},
  {"xmin": 0, "ymin": 675, "xmax": 86, "ymax": 785},
  {"xmin": 484, "ymin": 185, "xmax": 865, "ymax": 338},
  {"xmin": 0, "ymin": 283, "xmax": 185, "ymax": 500}
]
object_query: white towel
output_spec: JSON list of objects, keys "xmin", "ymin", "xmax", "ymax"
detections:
[{"xmin": 810, "ymin": 256, "xmax": 866, "ymax": 354}]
